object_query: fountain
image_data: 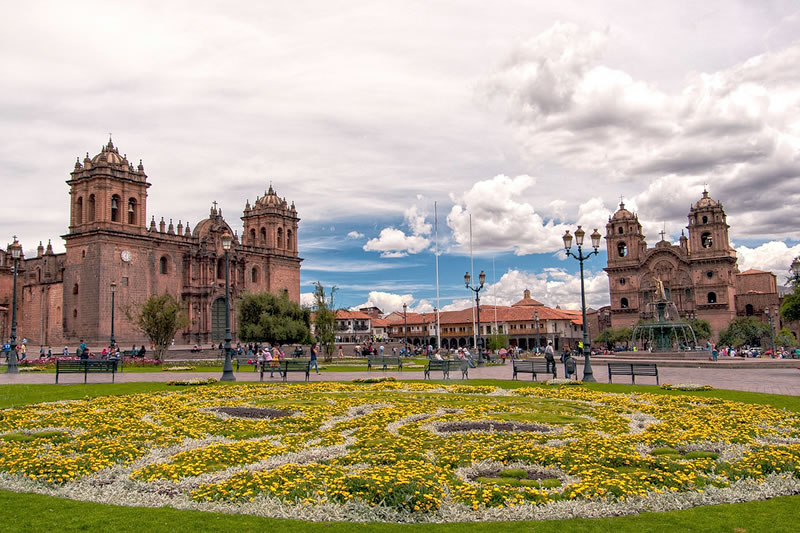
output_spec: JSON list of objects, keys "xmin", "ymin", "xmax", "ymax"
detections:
[{"xmin": 632, "ymin": 278, "xmax": 698, "ymax": 351}]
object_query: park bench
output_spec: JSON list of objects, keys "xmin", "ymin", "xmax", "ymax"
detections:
[
  {"xmin": 512, "ymin": 360, "xmax": 556, "ymax": 381},
  {"xmin": 607, "ymin": 362, "xmax": 659, "ymax": 384},
  {"xmin": 55, "ymin": 360, "xmax": 117, "ymax": 384},
  {"xmin": 367, "ymin": 355, "xmax": 403, "ymax": 371},
  {"xmin": 234, "ymin": 354, "xmax": 258, "ymax": 372},
  {"xmin": 259, "ymin": 359, "xmax": 310, "ymax": 382},
  {"xmin": 424, "ymin": 359, "xmax": 468, "ymax": 380}
]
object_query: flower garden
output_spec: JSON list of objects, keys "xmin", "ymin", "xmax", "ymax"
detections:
[{"xmin": 0, "ymin": 381, "xmax": 798, "ymax": 523}]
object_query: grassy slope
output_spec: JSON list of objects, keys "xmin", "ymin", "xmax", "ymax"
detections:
[{"xmin": 0, "ymin": 379, "xmax": 798, "ymax": 532}]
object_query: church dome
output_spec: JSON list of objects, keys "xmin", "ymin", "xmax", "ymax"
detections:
[
  {"xmin": 254, "ymin": 185, "xmax": 288, "ymax": 209},
  {"xmin": 611, "ymin": 201, "xmax": 635, "ymax": 221},
  {"xmin": 693, "ymin": 189, "xmax": 718, "ymax": 209},
  {"xmin": 91, "ymin": 138, "xmax": 127, "ymax": 166}
]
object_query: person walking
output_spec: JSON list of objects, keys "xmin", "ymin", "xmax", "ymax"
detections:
[
  {"xmin": 545, "ymin": 341, "xmax": 556, "ymax": 377},
  {"xmin": 712, "ymin": 343, "xmax": 718, "ymax": 362},
  {"xmin": 310, "ymin": 343, "xmax": 319, "ymax": 374}
]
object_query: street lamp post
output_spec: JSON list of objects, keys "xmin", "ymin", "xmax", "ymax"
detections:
[
  {"xmin": 6, "ymin": 238, "xmax": 21, "ymax": 374},
  {"xmin": 534, "ymin": 311, "xmax": 540, "ymax": 353},
  {"xmin": 110, "ymin": 282, "xmax": 117, "ymax": 348},
  {"xmin": 562, "ymin": 226, "xmax": 602, "ymax": 383},
  {"xmin": 402, "ymin": 302, "xmax": 408, "ymax": 355},
  {"xmin": 765, "ymin": 308, "xmax": 776, "ymax": 355},
  {"xmin": 464, "ymin": 270, "xmax": 486, "ymax": 358},
  {"xmin": 220, "ymin": 232, "xmax": 235, "ymax": 382}
]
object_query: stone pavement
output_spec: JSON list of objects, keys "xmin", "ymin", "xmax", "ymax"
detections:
[{"xmin": 1, "ymin": 360, "xmax": 799, "ymax": 396}]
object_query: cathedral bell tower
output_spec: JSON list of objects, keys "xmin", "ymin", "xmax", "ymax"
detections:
[
  {"xmin": 604, "ymin": 201, "xmax": 646, "ymax": 314},
  {"xmin": 241, "ymin": 185, "xmax": 299, "ymax": 257},
  {"xmin": 66, "ymin": 137, "xmax": 150, "ymax": 235},
  {"xmin": 686, "ymin": 189, "xmax": 733, "ymax": 258}
]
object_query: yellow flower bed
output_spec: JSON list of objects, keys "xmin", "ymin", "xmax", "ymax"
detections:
[{"xmin": 0, "ymin": 382, "xmax": 798, "ymax": 517}]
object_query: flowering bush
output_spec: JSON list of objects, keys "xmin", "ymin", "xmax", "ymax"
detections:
[
  {"xmin": 660, "ymin": 384, "xmax": 714, "ymax": 391},
  {"xmin": 166, "ymin": 377, "xmax": 217, "ymax": 386},
  {"xmin": 0, "ymin": 382, "xmax": 797, "ymax": 522}
]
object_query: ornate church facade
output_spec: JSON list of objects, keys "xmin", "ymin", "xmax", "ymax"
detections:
[
  {"xmin": 604, "ymin": 190, "xmax": 779, "ymax": 336},
  {"xmin": 0, "ymin": 139, "xmax": 301, "ymax": 347}
]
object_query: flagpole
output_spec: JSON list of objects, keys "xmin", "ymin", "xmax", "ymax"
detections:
[
  {"xmin": 434, "ymin": 201, "xmax": 441, "ymax": 350},
  {"xmin": 470, "ymin": 214, "xmax": 476, "ymax": 350}
]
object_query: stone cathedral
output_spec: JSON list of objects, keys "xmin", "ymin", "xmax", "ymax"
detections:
[
  {"xmin": 604, "ymin": 190, "xmax": 779, "ymax": 336},
  {"xmin": 0, "ymin": 138, "xmax": 301, "ymax": 347}
]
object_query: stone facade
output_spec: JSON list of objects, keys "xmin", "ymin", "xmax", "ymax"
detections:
[
  {"xmin": 604, "ymin": 190, "xmax": 779, "ymax": 339},
  {"xmin": 1, "ymin": 139, "xmax": 301, "ymax": 348}
]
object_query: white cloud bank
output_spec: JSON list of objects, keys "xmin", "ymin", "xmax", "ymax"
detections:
[{"xmin": 446, "ymin": 174, "xmax": 610, "ymax": 255}]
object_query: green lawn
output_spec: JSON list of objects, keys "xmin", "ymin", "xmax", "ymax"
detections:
[
  {"xmin": 0, "ymin": 379, "xmax": 798, "ymax": 532},
  {"xmin": 3, "ymin": 489, "xmax": 799, "ymax": 532}
]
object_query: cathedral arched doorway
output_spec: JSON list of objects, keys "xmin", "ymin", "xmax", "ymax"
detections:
[{"xmin": 211, "ymin": 298, "xmax": 226, "ymax": 342}]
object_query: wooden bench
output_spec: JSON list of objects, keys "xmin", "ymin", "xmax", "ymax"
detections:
[
  {"xmin": 367, "ymin": 355, "xmax": 403, "ymax": 371},
  {"xmin": 512, "ymin": 360, "xmax": 556, "ymax": 381},
  {"xmin": 56, "ymin": 360, "xmax": 117, "ymax": 384},
  {"xmin": 424, "ymin": 359, "xmax": 468, "ymax": 380},
  {"xmin": 259, "ymin": 359, "xmax": 310, "ymax": 382},
  {"xmin": 607, "ymin": 362, "xmax": 659, "ymax": 384}
]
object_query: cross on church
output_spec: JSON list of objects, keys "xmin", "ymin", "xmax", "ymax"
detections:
[
  {"xmin": 212, "ymin": 200, "xmax": 218, "ymax": 210},
  {"xmin": 619, "ymin": 195, "xmax": 625, "ymax": 205},
  {"xmin": 659, "ymin": 222, "xmax": 666, "ymax": 241}
]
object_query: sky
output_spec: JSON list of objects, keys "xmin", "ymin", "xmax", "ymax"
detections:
[{"xmin": 2, "ymin": 1, "xmax": 800, "ymax": 314}]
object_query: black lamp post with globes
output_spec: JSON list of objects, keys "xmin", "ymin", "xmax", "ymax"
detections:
[{"xmin": 562, "ymin": 226, "xmax": 602, "ymax": 383}]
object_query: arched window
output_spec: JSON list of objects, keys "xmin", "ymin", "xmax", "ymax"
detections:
[
  {"xmin": 707, "ymin": 292, "xmax": 717, "ymax": 304},
  {"xmin": 251, "ymin": 266, "xmax": 259, "ymax": 283},
  {"xmin": 618, "ymin": 226, "xmax": 623, "ymax": 234},
  {"xmin": 617, "ymin": 242, "xmax": 628, "ymax": 257},
  {"xmin": 287, "ymin": 229, "xmax": 293, "ymax": 250},
  {"xmin": 217, "ymin": 257, "xmax": 225, "ymax": 279},
  {"xmin": 73, "ymin": 309, "xmax": 78, "ymax": 318},
  {"xmin": 72, "ymin": 283, "xmax": 79, "ymax": 295},
  {"xmin": 111, "ymin": 195, "xmax": 120, "ymax": 222},
  {"xmin": 702, "ymin": 215, "xmax": 708, "ymax": 224},
  {"xmin": 75, "ymin": 197, "xmax": 83, "ymax": 225},
  {"xmin": 128, "ymin": 198, "xmax": 137, "ymax": 225},
  {"xmin": 277, "ymin": 227, "xmax": 283, "ymax": 248},
  {"xmin": 745, "ymin": 304, "xmax": 754, "ymax": 316},
  {"xmin": 701, "ymin": 232, "xmax": 713, "ymax": 248},
  {"xmin": 260, "ymin": 227, "xmax": 267, "ymax": 244},
  {"xmin": 159, "ymin": 256, "xmax": 168, "ymax": 275},
  {"xmin": 249, "ymin": 228, "xmax": 256, "ymax": 245},
  {"xmin": 88, "ymin": 194, "xmax": 96, "ymax": 221},
  {"xmin": 621, "ymin": 298, "xmax": 629, "ymax": 309}
]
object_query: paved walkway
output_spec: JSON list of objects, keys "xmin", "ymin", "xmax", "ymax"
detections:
[{"xmin": 2, "ymin": 361, "xmax": 799, "ymax": 396}]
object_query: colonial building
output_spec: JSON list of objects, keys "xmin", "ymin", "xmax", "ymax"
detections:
[
  {"xmin": 0, "ymin": 138, "xmax": 301, "ymax": 347},
  {"xmin": 385, "ymin": 290, "xmax": 587, "ymax": 351},
  {"xmin": 604, "ymin": 190, "xmax": 780, "ymax": 337}
]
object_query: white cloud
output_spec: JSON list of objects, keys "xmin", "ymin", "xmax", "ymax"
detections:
[
  {"xmin": 346, "ymin": 231, "xmax": 365, "ymax": 239},
  {"xmin": 446, "ymin": 174, "xmax": 610, "ymax": 255},
  {"xmin": 350, "ymin": 291, "xmax": 416, "ymax": 314},
  {"xmin": 483, "ymin": 22, "xmax": 800, "ymax": 240},
  {"xmin": 300, "ymin": 292, "xmax": 316, "ymax": 308},
  {"xmin": 404, "ymin": 205, "xmax": 432, "ymax": 236},
  {"xmin": 363, "ymin": 205, "xmax": 433, "ymax": 257},
  {"xmin": 735, "ymin": 241, "xmax": 800, "ymax": 281},
  {"xmin": 441, "ymin": 267, "xmax": 609, "ymax": 311}
]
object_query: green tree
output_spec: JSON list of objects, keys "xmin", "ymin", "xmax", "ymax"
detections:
[
  {"xmin": 238, "ymin": 291, "xmax": 311, "ymax": 346},
  {"xmin": 775, "ymin": 328, "xmax": 798, "ymax": 348},
  {"xmin": 689, "ymin": 319, "xmax": 712, "ymax": 341},
  {"xmin": 127, "ymin": 293, "xmax": 189, "ymax": 361},
  {"xmin": 594, "ymin": 327, "xmax": 633, "ymax": 349},
  {"xmin": 485, "ymin": 332, "xmax": 509, "ymax": 351},
  {"xmin": 312, "ymin": 282, "xmax": 337, "ymax": 360},
  {"xmin": 718, "ymin": 317, "xmax": 772, "ymax": 347},
  {"xmin": 780, "ymin": 291, "xmax": 800, "ymax": 323}
]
